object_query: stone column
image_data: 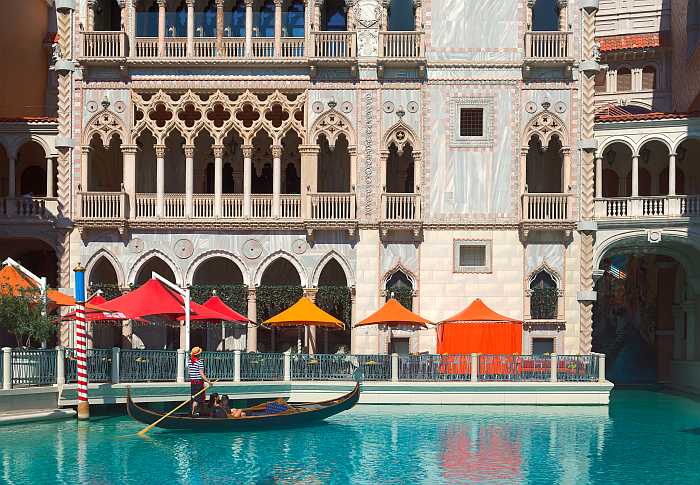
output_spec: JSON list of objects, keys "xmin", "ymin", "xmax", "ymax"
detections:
[
  {"xmin": 155, "ymin": 144, "xmax": 166, "ymax": 217},
  {"xmin": 246, "ymin": 286, "xmax": 257, "ymax": 352},
  {"xmin": 214, "ymin": 144, "xmax": 224, "ymax": 217},
  {"xmin": 127, "ymin": 0, "xmax": 137, "ymax": 55},
  {"xmin": 272, "ymin": 144, "xmax": 282, "ymax": 217},
  {"xmin": 519, "ymin": 148, "xmax": 528, "ymax": 195},
  {"xmin": 631, "ymin": 154, "xmax": 639, "ymax": 197},
  {"xmin": 668, "ymin": 152, "xmax": 676, "ymax": 196},
  {"xmin": 216, "ymin": 0, "xmax": 224, "ymax": 55},
  {"xmin": 274, "ymin": 0, "xmax": 283, "ymax": 56},
  {"xmin": 119, "ymin": 0, "xmax": 127, "ymax": 31},
  {"xmin": 561, "ymin": 148, "xmax": 571, "ymax": 192},
  {"xmin": 45, "ymin": 157, "xmax": 54, "ymax": 198},
  {"xmin": 80, "ymin": 147, "xmax": 90, "ymax": 192},
  {"xmin": 244, "ymin": 0, "xmax": 253, "ymax": 57},
  {"xmin": 305, "ymin": 288, "xmax": 318, "ymax": 354},
  {"xmin": 243, "ymin": 144, "xmax": 253, "ymax": 217},
  {"xmin": 186, "ymin": 0, "xmax": 195, "ymax": 56},
  {"xmin": 595, "ymin": 156, "xmax": 603, "ymax": 198},
  {"xmin": 158, "ymin": 0, "xmax": 166, "ymax": 56},
  {"xmin": 87, "ymin": 0, "xmax": 96, "ymax": 31},
  {"xmin": 121, "ymin": 144, "xmax": 138, "ymax": 219},
  {"xmin": 349, "ymin": 146, "xmax": 358, "ymax": 191},
  {"xmin": 299, "ymin": 145, "xmax": 319, "ymax": 218},
  {"xmin": 349, "ymin": 287, "xmax": 357, "ymax": 353},
  {"xmin": 415, "ymin": 1, "xmax": 423, "ymax": 29},
  {"xmin": 184, "ymin": 144, "xmax": 195, "ymax": 218},
  {"xmin": 7, "ymin": 156, "xmax": 15, "ymax": 198}
]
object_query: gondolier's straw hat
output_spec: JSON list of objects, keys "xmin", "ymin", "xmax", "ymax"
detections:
[{"xmin": 191, "ymin": 346, "xmax": 202, "ymax": 356}]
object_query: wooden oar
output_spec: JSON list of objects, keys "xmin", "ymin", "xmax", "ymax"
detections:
[{"xmin": 136, "ymin": 381, "xmax": 216, "ymax": 436}]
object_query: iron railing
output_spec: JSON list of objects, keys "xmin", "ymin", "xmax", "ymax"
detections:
[
  {"xmin": 240, "ymin": 352, "xmax": 284, "ymax": 381},
  {"xmin": 65, "ymin": 348, "xmax": 113, "ymax": 383},
  {"xmin": 478, "ymin": 354, "xmax": 551, "ymax": 381},
  {"xmin": 11, "ymin": 349, "xmax": 57, "ymax": 387},
  {"xmin": 557, "ymin": 354, "xmax": 599, "ymax": 382},
  {"xmin": 398, "ymin": 354, "xmax": 472, "ymax": 381},
  {"xmin": 119, "ymin": 350, "xmax": 178, "ymax": 382},
  {"xmin": 198, "ymin": 351, "xmax": 237, "ymax": 380}
]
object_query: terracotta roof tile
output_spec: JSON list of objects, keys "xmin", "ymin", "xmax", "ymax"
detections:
[
  {"xmin": 598, "ymin": 32, "xmax": 666, "ymax": 52},
  {"xmin": 0, "ymin": 116, "xmax": 58, "ymax": 123},
  {"xmin": 595, "ymin": 111, "xmax": 700, "ymax": 123}
]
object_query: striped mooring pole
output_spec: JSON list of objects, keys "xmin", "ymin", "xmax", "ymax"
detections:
[{"xmin": 74, "ymin": 263, "xmax": 89, "ymax": 420}]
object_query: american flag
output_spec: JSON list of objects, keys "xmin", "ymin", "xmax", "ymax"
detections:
[{"xmin": 609, "ymin": 264, "xmax": 627, "ymax": 280}]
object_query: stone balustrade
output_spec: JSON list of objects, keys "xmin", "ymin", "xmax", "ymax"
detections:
[
  {"xmin": 81, "ymin": 31, "xmax": 126, "ymax": 59},
  {"xmin": 379, "ymin": 31, "xmax": 424, "ymax": 59},
  {"xmin": 381, "ymin": 193, "xmax": 422, "ymax": 222},
  {"xmin": 521, "ymin": 193, "xmax": 572, "ymax": 222},
  {"xmin": 0, "ymin": 197, "xmax": 59, "ymax": 220},
  {"xmin": 524, "ymin": 31, "xmax": 573, "ymax": 61},
  {"xmin": 594, "ymin": 195, "xmax": 700, "ymax": 219},
  {"xmin": 311, "ymin": 31, "xmax": 356, "ymax": 59}
]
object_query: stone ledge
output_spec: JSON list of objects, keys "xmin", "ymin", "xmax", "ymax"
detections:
[{"xmin": 0, "ymin": 408, "xmax": 75, "ymax": 426}]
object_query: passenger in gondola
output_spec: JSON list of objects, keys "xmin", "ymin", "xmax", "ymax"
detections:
[
  {"xmin": 189, "ymin": 347, "xmax": 211, "ymax": 416},
  {"xmin": 221, "ymin": 394, "xmax": 246, "ymax": 418},
  {"xmin": 210, "ymin": 394, "xmax": 228, "ymax": 418}
]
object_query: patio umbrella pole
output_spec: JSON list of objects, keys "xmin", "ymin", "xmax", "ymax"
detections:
[{"xmin": 152, "ymin": 271, "xmax": 191, "ymax": 352}]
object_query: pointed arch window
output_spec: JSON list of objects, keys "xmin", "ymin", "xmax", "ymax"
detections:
[
  {"xmin": 385, "ymin": 269, "xmax": 413, "ymax": 310},
  {"xmin": 529, "ymin": 270, "xmax": 558, "ymax": 320},
  {"xmin": 322, "ymin": 0, "xmax": 347, "ymax": 31}
]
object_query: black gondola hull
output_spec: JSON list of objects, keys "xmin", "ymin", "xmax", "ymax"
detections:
[{"xmin": 126, "ymin": 383, "xmax": 360, "ymax": 431}]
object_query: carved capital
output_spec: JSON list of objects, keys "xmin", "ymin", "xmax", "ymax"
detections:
[
  {"xmin": 87, "ymin": 0, "xmax": 97, "ymax": 8},
  {"xmin": 120, "ymin": 144, "xmax": 138, "ymax": 154},
  {"xmin": 273, "ymin": 0, "xmax": 283, "ymax": 6},
  {"xmin": 186, "ymin": 0, "xmax": 195, "ymax": 6},
  {"xmin": 299, "ymin": 144, "xmax": 320, "ymax": 155},
  {"xmin": 215, "ymin": 0, "xmax": 224, "ymax": 6},
  {"xmin": 247, "ymin": 286, "xmax": 257, "ymax": 299},
  {"xmin": 244, "ymin": 0, "xmax": 254, "ymax": 7},
  {"xmin": 242, "ymin": 144, "xmax": 254, "ymax": 158},
  {"xmin": 271, "ymin": 145, "xmax": 283, "ymax": 158},
  {"xmin": 213, "ymin": 145, "xmax": 225, "ymax": 158},
  {"xmin": 157, "ymin": 0, "xmax": 166, "ymax": 7},
  {"xmin": 184, "ymin": 145, "xmax": 195, "ymax": 158},
  {"xmin": 155, "ymin": 144, "xmax": 166, "ymax": 158}
]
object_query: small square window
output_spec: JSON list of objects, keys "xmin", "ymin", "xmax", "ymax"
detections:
[
  {"xmin": 532, "ymin": 337, "xmax": 555, "ymax": 355},
  {"xmin": 453, "ymin": 240, "xmax": 492, "ymax": 273},
  {"xmin": 459, "ymin": 108, "xmax": 484, "ymax": 137}
]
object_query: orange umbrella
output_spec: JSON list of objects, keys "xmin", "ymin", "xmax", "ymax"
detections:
[
  {"xmin": 356, "ymin": 298, "xmax": 431, "ymax": 328},
  {"xmin": 0, "ymin": 264, "xmax": 77, "ymax": 308},
  {"xmin": 264, "ymin": 297, "xmax": 343, "ymax": 329}
]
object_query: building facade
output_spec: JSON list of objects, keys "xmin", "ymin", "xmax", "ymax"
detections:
[{"xmin": 5, "ymin": 0, "xmax": 698, "ymax": 388}]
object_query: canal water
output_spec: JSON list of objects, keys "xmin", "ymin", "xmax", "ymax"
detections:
[{"xmin": 0, "ymin": 389, "xmax": 699, "ymax": 484}]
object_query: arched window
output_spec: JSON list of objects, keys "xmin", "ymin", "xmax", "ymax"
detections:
[
  {"xmin": 532, "ymin": 0, "xmax": 560, "ymax": 31},
  {"xmin": 322, "ymin": 0, "xmax": 347, "ymax": 31},
  {"xmin": 257, "ymin": 0, "xmax": 275, "ymax": 37},
  {"xmin": 388, "ymin": 0, "xmax": 415, "ymax": 31},
  {"xmin": 616, "ymin": 67, "xmax": 632, "ymax": 92},
  {"xmin": 285, "ymin": 0, "xmax": 305, "ymax": 37},
  {"xmin": 386, "ymin": 270, "xmax": 413, "ymax": 310},
  {"xmin": 642, "ymin": 66, "xmax": 657, "ymax": 90},
  {"xmin": 225, "ymin": 1, "xmax": 246, "ymax": 37},
  {"xmin": 530, "ymin": 270, "xmax": 558, "ymax": 320},
  {"xmin": 94, "ymin": 0, "xmax": 121, "ymax": 31}
]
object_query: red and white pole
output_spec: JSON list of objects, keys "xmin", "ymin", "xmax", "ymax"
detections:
[{"xmin": 74, "ymin": 264, "xmax": 89, "ymax": 420}]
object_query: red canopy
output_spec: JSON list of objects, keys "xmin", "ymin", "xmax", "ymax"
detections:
[
  {"xmin": 99, "ymin": 279, "xmax": 229, "ymax": 321},
  {"xmin": 61, "ymin": 294, "xmax": 133, "ymax": 322},
  {"xmin": 202, "ymin": 296, "xmax": 248, "ymax": 323},
  {"xmin": 438, "ymin": 299, "xmax": 522, "ymax": 355}
]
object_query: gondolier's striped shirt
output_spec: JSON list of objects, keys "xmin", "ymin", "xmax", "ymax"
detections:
[{"xmin": 188, "ymin": 359, "xmax": 204, "ymax": 381}]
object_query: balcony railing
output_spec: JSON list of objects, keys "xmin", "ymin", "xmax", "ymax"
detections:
[
  {"xmin": 281, "ymin": 37, "xmax": 305, "ymax": 57},
  {"xmin": 77, "ymin": 191, "xmax": 126, "ymax": 220},
  {"xmin": 524, "ymin": 31, "xmax": 573, "ymax": 61},
  {"xmin": 251, "ymin": 37, "xmax": 275, "ymax": 58},
  {"xmin": 521, "ymin": 193, "xmax": 572, "ymax": 222},
  {"xmin": 311, "ymin": 31, "xmax": 356, "ymax": 59},
  {"xmin": 193, "ymin": 37, "xmax": 217, "ymax": 58},
  {"xmin": 135, "ymin": 193, "xmax": 157, "ymax": 219},
  {"xmin": 192, "ymin": 194, "xmax": 214, "ymax": 218},
  {"xmin": 81, "ymin": 31, "xmax": 126, "ymax": 59},
  {"xmin": 594, "ymin": 195, "xmax": 700, "ymax": 219},
  {"xmin": 222, "ymin": 194, "xmax": 244, "ymax": 218},
  {"xmin": 134, "ymin": 37, "xmax": 158, "ymax": 57},
  {"xmin": 309, "ymin": 193, "xmax": 356, "ymax": 220},
  {"xmin": 221, "ymin": 38, "xmax": 245, "ymax": 58},
  {"xmin": 379, "ymin": 31, "xmax": 424, "ymax": 58},
  {"xmin": 164, "ymin": 38, "xmax": 187, "ymax": 58},
  {"xmin": 1, "ymin": 197, "xmax": 58, "ymax": 220},
  {"xmin": 381, "ymin": 193, "xmax": 421, "ymax": 221}
]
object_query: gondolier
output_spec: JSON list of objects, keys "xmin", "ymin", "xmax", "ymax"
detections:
[{"xmin": 189, "ymin": 347, "xmax": 211, "ymax": 415}]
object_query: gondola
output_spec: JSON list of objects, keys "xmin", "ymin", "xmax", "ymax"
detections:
[{"xmin": 126, "ymin": 383, "xmax": 360, "ymax": 431}]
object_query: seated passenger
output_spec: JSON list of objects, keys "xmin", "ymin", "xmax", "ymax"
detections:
[
  {"xmin": 221, "ymin": 394, "xmax": 246, "ymax": 418},
  {"xmin": 211, "ymin": 395, "xmax": 228, "ymax": 419},
  {"xmin": 206, "ymin": 393, "xmax": 220, "ymax": 417}
]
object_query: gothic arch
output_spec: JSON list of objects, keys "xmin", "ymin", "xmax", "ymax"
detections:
[
  {"xmin": 527, "ymin": 262, "xmax": 561, "ymax": 289},
  {"xmin": 382, "ymin": 120, "xmax": 418, "ymax": 155},
  {"xmin": 311, "ymin": 109, "xmax": 356, "ymax": 148},
  {"xmin": 382, "ymin": 262, "xmax": 417, "ymax": 289},
  {"xmin": 523, "ymin": 109, "xmax": 569, "ymax": 149},
  {"xmin": 186, "ymin": 250, "xmax": 250, "ymax": 286},
  {"xmin": 127, "ymin": 249, "xmax": 183, "ymax": 286},
  {"xmin": 253, "ymin": 250, "xmax": 308, "ymax": 287},
  {"xmin": 85, "ymin": 248, "xmax": 126, "ymax": 288},
  {"xmin": 82, "ymin": 108, "xmax": 129, "ymax": 147},
  {"xmin": 311, "ymin": 250, "xmax": 355, "ymax": 287}
]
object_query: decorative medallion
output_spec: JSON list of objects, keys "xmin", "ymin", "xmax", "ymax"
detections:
[
  {"xmin": 312, "ymin": 101, "xmax": 324, "ymax": 114},
  {"xmin": 525, "ymin": 101, "xmax": 537, "ymax": 114},
  {"xmin": 242, "ymin": 239, "xmax": 263, "ymax": 260},
  {"xmin": 647, "ymin": 230, "xmax": 662, "ymax": 244},
  {"xmin": 354, "ymin": 1, "xmax": 382, "ymax": 28},
  {"xmin": 383, "ymin": 101, "xmax": 395, "ymax": 113},
  {"xmin": 554, "ymin": 101, "xmax": 567, "ymax": 114},
  {"xmin": 174, "ymin": 239, "xmax": 194, "ymax": 259},
  {"xmin": 86, "ymin": 101, "xmax": 99, "ymax": 113},
  {"xmin": 291, "ymin": 239, "xmax": 308, "ymax": 255},
  {"xmin": 357, "ymin": 30, "xmax": 378, "ymax": 57},
  {"xmin": 129, "ymin": 238, "xmax": 144, "ymax": 254},
  {"xmin": 407, "ymin": 101, "xmax": 419, "ymax": 113},
  {"xmin": 341, "ymin": 101, "xmax": 353, "ymax": 113},
  {"xmin": 114, "ymin": 100, "xmax": 126, "ymax": 113}
]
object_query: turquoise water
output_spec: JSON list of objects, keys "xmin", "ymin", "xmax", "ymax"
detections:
[{"xmin": 1, "ymin": 390, "xmax": 700, "ymax": 484}]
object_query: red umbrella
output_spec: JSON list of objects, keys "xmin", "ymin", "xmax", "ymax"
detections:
[
  {"xmin": 178, "ymin": 299, "xmax": 236, "ymax": 321},
  {"xmin": 201, "ymin": 295, "xmax": 249, "ymax": 323},
  {"xmin": 61, "ymin": 295, "xmax": 131, "ymax": 322}
]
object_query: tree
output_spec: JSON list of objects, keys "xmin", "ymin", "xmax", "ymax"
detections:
[{"xmin": 0, "ymin": 286, "xmax": 55, "ymax": 348}]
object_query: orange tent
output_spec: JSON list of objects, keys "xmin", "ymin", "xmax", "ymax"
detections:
[
  {"xmin": 264, "ymin": 297, "xmax": 344, "ymax": 329},
  {"xmin": 437, "ymin": 299, "xmax": 522, "ymax": 355},
  {"xmin": 356, "ymin": 298, "xmax": 431, "ymax": 328},
  {"xmin": 0, "ymin": 264, "xmax": 77, "ymax": 308}
]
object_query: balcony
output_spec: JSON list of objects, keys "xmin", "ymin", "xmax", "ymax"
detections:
[
  {"xmin": 0, "ymin": 197, "xmax": 59, "ymax": 222},
  {"xmin": 523, "ymin": 31, "xmax": 574, "ymax": 67},
  {"xmin": 310, "ymin": 31, "xmax": 356, "ymax": 60},
  {"xmin": 380, "ymin": 193, "xmax": 422, "ymax": 238},
  {"xmin": 379, "ymin": 31, "xmax": 424, "ymax": 59},
  {"xmin": 520, "ymin": 193, "xmax": 575, "ymax": 236},
  {"xmin": 80, "ymin": 31, "xmax": 126, "ymax": 61},
  {"xmin": 594, "ymin": 195, "xmax": 700, "ymax": 220}
]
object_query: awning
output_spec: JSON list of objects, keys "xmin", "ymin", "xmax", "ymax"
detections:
[
  {"xmin": 264, "ymin": 297, "xmax": 343, "ymax": 329},
  {"xmin": 201, "ymin": 295, "xmax": 249, "ymax": 323},
  {"xmin": 61, "ymin": 295, "xmax": 132, "ymax": 322},
  {"xmin": 356, "ymin": 298, "xmax": 431, "ymax": 328},
  {"xmin": 0, "ymin": 264, "xmax": 76, "ymax": 308},
  {"xmin": 440, "ymin": 298, "xmax": 521, "ymax": 324}
]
